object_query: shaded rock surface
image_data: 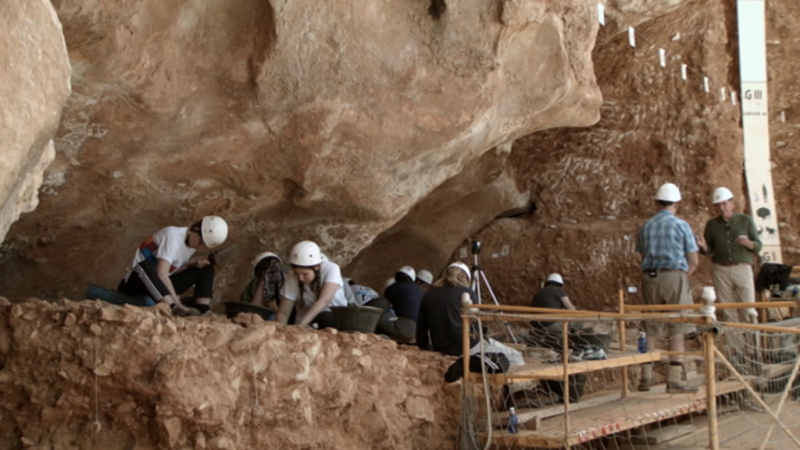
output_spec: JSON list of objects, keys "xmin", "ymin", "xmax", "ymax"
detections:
[
  {"xmin": 0, "ymin": 297, "xmax": 459, "ymax": 450},
  {"xmin": 0, "ymin": 0, "xmax": 71, "ymax": 244},
  {"xmin": 1, "ymin": 0, "xmax": 602, "ymax": 300}
]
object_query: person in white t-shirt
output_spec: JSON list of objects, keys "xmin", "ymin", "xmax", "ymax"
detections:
[
  {"xmin": 276, "ymin": 240, "xmax": 348, "ymax": 328},
  {"xmin": 118, "ymin": 216, "xmax": 228, "ymax": 316}
]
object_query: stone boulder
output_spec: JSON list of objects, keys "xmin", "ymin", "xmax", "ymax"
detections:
[{"xmin": 0, "ymin": 0, "xmax": 71, "ymax": 243}]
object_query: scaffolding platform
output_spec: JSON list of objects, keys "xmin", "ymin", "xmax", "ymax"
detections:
[
  {"xmin": 489, "ymin": 380, "xmax": 746, "ymax": 448},
  {"xmin": 470, "ymin": 351, "xmax": 662, "ymax": 384}
]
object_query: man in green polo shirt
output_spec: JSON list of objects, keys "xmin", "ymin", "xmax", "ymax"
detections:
[{"xmin": 696, "ymin": 187, "xmax": 762, "ymax": 323}]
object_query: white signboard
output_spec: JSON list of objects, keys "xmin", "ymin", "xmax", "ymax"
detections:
[{"xmin": 738, "ymin": 0, "xmax": 782, "ymax": 264}]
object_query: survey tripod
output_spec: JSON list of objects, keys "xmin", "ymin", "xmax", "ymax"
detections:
[{"xmin": 469, "ymin": 240, "xmax": 518, "ymax": 343}]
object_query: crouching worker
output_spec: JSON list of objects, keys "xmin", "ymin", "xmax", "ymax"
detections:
[
  {"xmin": 530, "ymin": 273, "xmax": 585, "ymax": 332},
  {"xmin": 118, "ymin": 216, "xmax": 228, "ymax": 316},
  {"xmin": 241, "ymin": 252, "xmax": 285, "ymax": 316},
  {"xmin": 375, "ymin": 266, "xmax": 424, "ymax": 342},
  {"xmin": 416, "ymin": 262, "xmax": 523, "ymax": 366},
  {"xmin": 276, "ymin": 240, "xmax": 348, "ymax": 329}
]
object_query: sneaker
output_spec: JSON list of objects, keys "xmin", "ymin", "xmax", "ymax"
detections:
[
  {"xmin": 582, "ymin": 346, "xmax": 607, "ymax": 360},
  {"xmin": 549, "ymin": 351, "xmax": 584, "ymax": 363}
]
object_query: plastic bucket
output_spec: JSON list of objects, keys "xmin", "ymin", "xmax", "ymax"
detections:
[
  {"xmin": 224, "ymin": 302, "xmax": 275, "ymax": 321},
  {"xmin": 331, "ymin": 305, "xmax": 383, "ymax": 333}
]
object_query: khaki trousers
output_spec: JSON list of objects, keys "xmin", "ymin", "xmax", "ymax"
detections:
[{"xmin": 712, "ymin": 263, "xmax": 755, "ymax": 323}]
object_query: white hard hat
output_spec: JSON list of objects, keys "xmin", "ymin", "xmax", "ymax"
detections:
[
  {"xmin": 416, "ymin": 270, "xmax": 434, "ymax": 285},
  {"xmin": 447, "ymin": 262, "xmax": 471, "ymax": 282},
  {"xmin": 397, "ymin": 266, "xmax": 416, "ymax": 281},
  {"xmin": 385, "ymin": 277, "xmax": 396, "ymax": 289},
  {"xmin": 655, "ymin": 183, "xmax": 681, "ymax": 202},
  {"xmin": 252, "ymin": 251, "xmax": 280, "ymax": 271},
  {"xmin": 547, "ymin": 273, "xmax": 564, "ymax": 285},
  {"xmin": 712, "ymin": 187, "xmax": 734, "ymax": 204},
  {"xmin": 289, "ymin": 240, "xmax": 324, "ymax": 267},
  {"xmin": 201, "ymin": 216, "xmax": 228, "ymax": 249}
]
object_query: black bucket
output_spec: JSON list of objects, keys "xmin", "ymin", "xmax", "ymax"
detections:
[
  {"xmin": 224, "ymin": 302, "xmax": 275, "ymax": 321},
  {"xmin": 331, "ymin": 305, "xmax": 383, "ymax": 333}
]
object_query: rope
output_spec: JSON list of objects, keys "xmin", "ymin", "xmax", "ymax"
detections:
[
  {"xmin": 92, "ymin": 313, "xmax": 102, "ymax": 434},
  {"xmin": 250, "ymin": 344, "xmax": 260, "ymax": 413}
]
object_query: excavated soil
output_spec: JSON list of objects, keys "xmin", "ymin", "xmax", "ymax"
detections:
[{"xmin": 0, "ymin": 297, "xmax": 460, "ymax": 450}]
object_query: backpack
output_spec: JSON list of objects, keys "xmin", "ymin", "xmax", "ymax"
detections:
[{"xmin": 444, "ymin": 353, "xmax": 510, "ymax": 383}]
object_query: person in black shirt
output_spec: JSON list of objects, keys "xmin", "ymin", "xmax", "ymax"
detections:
[
  {"xmin": 376, "ymin": 265, "xmax": 424, "ymax": 341},
  {"xmin": 417, "ymin": 262, "xmax": 478, "ymax": 355},
  {"xmin": 531, "ymin": 273, "xmax": 577, "ymax": 332},
  {"xmin": 417, "ymin": 262, "xmax": 523, "ymax": 365}
]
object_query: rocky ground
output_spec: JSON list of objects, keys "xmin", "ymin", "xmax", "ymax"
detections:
[{"xmin": 0, "ymin": 298, "xmax": 460, "ymax": 450}]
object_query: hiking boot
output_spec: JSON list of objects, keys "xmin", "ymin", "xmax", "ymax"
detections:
[
  {"xmin": 638, "ymin": 363, "xmax": 652, "ymax": 392},
  {"xmin": 666, "ymin": 364, "xmax": 698, "ymax": 394}
]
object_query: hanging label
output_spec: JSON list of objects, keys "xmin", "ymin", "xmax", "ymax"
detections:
[
  {"xmin": 731, "ymin": 91, "xmax": 737, "ymax": 105},
  {"xmin": 703, "ymin": 77, "xmax": 709, "ymax": 93},
  {"xmin": 720, "ymin": 87, "xmax": 727, "ymax": 101},
  {"xmin": 628, "ymin": 27, "xmax": 636, "ymax": 47},
  {"xmin": 659, "ymin": 48, "xmax": 666, "ymax": 67},
  {"xmin": 681, "ymin": 64, "xmax": 687, "ymax": 80},
  {"xmin": 597, "ymin": 3, "xmax": 605, "ymax": 25}
]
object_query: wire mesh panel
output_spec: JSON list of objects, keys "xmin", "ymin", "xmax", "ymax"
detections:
[{"xmin": 707, "ymin": 323, "xmax": 800, "ymax": 449}]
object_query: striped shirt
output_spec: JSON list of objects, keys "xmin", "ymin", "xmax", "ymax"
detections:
[{"xmin": 637, "ymin": 209, "xmax": 698, "ymax": 272}]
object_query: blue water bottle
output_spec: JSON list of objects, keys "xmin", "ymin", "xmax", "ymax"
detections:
[
  {"xmin": 638, "ymin": 332, "xmax": 647, "ymax": 354},
  {"xmin": 508, "ymin": 407, "xmax": 519, "ymax": 434}
]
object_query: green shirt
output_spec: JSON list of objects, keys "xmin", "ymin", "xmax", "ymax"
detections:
[
  {"xmin": 239, "ymin": 278, "xmax": 259, "ymax": 304},
  {"xmin": 702, "ymin": 212, "xmax": 762, "ymax": 265}
]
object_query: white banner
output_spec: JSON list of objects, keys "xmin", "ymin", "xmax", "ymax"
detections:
[{"xmin": 738, "ymin": 0, "xmax": 781, "ymax": 263}]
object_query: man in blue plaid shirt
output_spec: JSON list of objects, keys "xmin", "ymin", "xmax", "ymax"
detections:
[{"xmin": 636, "ymin": 183, "xmax": 700, "ymax": 393}]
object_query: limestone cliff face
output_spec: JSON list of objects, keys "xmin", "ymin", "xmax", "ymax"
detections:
[
  {"xmin": 470, "ymin": 0, "xmax": 800, "ymax": 309},
  {"xmin": 1, "ymin": 0, "xmax": 603, "ymax": 299},
  {"xmin": 0, "ymin": 1, "xmax": 71, "ymax": 246}
]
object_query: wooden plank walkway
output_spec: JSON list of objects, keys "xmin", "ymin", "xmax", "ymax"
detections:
[{"xmin": 490, "ymin": 380, "xmax": 746, "ymax": 448}]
